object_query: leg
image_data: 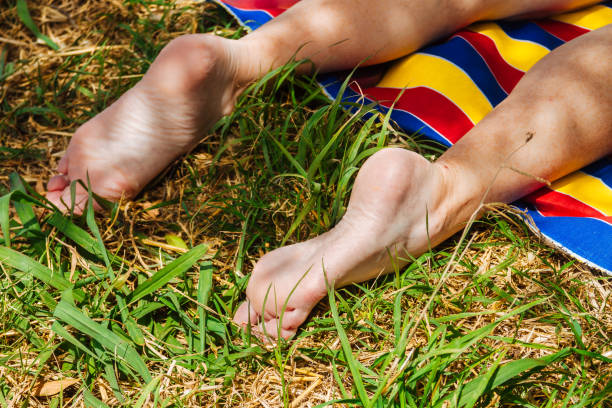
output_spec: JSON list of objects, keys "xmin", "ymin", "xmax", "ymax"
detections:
[
  {"xmin": 234, "ymin": 24, "xmax": 612, "ymax": 339},
  {"xmin": 244, "ymin": 0, "xmax": 603, "ymax": 71},
  {"xmin": 46, "ymin": 0, "xmax": 601, "ymax": 211}
]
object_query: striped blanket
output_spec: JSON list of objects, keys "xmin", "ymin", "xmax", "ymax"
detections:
[{"xmin": 214, "ymin": 0, "xmax": 612, "ymax": 273}]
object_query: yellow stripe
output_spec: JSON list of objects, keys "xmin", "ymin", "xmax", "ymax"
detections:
[
  {"xmin": 377, "ymin": 53, "xmax": 492, "ymax": 124},
  {"xmin": 552, "ymin": 171, "xmax": 612, "ymax": 216},
  {"xmin": 468, "ymin": 22, "xmax": 550, "ymax": 72},
  {"xmin": 551, "ymin": 5, "xmax": 612, "ymax": 30}
]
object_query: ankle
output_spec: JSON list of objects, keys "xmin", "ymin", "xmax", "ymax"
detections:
[
  {"xmin": 431, "ymin": 159, "xmax": 487, "ymax": 242},
  {"xmin": 146, "ymin": 34, "xmax": 260, "ymax": 116},
  {"xmin": 233, "ymin": 35, "xmax": 282, "ymax": 88}
]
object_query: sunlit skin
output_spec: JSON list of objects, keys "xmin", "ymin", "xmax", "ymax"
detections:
[{"xmin": 46, "ymin": 0, "xmax": 612, "ymax": 338}]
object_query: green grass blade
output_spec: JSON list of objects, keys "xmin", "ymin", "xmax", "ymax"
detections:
[
  {"xmin": 234, "ymin": 212, "xmax": 251, "ymax": 278},
  {"xmin": 51, "ymin": 321, "xmax": 101, "ymax": 361},
  {"xmin": 417, "ymin": 298, "xmax": 547, "ymax": 362},
  {"xmin": 85, "ymin": 180, "xmax": 113, "ymax": 277},
  {"xmin": 0, "ymin": 193, "xmax": 12, "ymax": 247},
  {"xmin": 9, "ymin": 173, "xmax": 41, "ymax": 233},
  {"xmin": 281, "ymin": 197, "xmax": 316, "ymax": 245},
  {"xmin": 160, "ymin": 292, "xmax": 199, "ymax": 333},
  {"xmin": 83, "ymin": 387, "xmax": 110, "ymax": 408},
  {"xmin": 346, "ymin": 115, "xmax": 378, "ymax": 163},
  {"xmin": 0, "ymin": 388, "xmax": 7, "ymax": 408},
  {"xmin": 54, "ymin": 301, "xmax": 151, "ymax": 382},
  {"xmin": 103, "ymin": 363, "xmax": 125, "ymax": 402},
  {"xmin": 164, "ymin": 234, "xmax": 188, "ymax": 250},
  {"xmin": 124, "ymin": 316, "xmax": 145, "ymax": 345},
  {"xmin": 128, "ymin": 244, "xmax": 208, "ymax": 304},
  {"xmin": 133, "ymin": 376, "xmax": 161, "ymax": 408},
  {"xmin": 267, "ymin": 133, "xmax": 308, "ymax": 178},
  {"xmin": 16, "ymin": 0, "xmax": 60, "ymax": 50},
  {"xmin": 454, "ymin": 348, "xmax": 572, "ymax": 407},
  {"xmin": 0, "ymin": 245, "xmax": 71, "ymax": 290},
  {"xmin": 112, "ymin": 269, "xmax": 146, "ymax": 346},
  {"xmin": 47, "ymin": 213, "xmax": 114, "ymax": 263},
  {"xmin": 331, "ymin": 357, "xmax": 350, "ymax": 400},
  {"xmin": 305, "ymin": 117, "xmax": 353, "ymax": 182},
  {"xmin": 327, "ymin": 279, "xmax": 370, "ymax": 405},
  {"xmin": 197, "ymin": 261, "xmax": 214, "ymax": 354},
  {"xmin": 460, "ymin": 350, "xmax": 507, "ymax": 408}
]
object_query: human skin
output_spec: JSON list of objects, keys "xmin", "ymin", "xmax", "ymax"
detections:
[
  {"xmin": 45, "ymin": 0, "xmax": 611, "ymax": 338},
  {"xmin": 46, "ymin": 0, "xmax": 602, "ymax": 210},
  {"xmin": 235, "ymin": 23, "xmax": 612, "ymax": 338}
]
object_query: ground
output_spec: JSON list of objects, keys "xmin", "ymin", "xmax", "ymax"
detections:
[{"xmin": 0, "ymin": 1, "xmax": 610, "ymax": 407}]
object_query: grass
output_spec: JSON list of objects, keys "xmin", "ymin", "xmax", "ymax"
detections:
[{"xmin": 0, "ymin": 1, "xmax": 611, "ymax": 407}]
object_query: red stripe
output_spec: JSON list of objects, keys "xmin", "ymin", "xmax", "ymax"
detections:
[
  {"xmin": 223, "ymin": 0, "xmax": 297, "ymax": 16},
  {"xmin": 354, "ymin": 85, "xmax": 474, "ymax": 144},
  {"xmin": 455, "ymin": 30, "xmax": 525, "ymax": 94},
  {"xmin": 525, "ymin": 188, "xmax": 612, "ymax": 225},
  {"xmin": 534, "ymin": 20, "xmax": 590, "ymax": 42}
]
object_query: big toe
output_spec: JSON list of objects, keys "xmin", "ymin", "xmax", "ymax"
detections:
[
  {"xmin": 260, "ymin": 318, "xmax": 297, "ymax": 340},
  {"xmin": 234, "ymin": 301, "xmax": 260, "ymax": 327},
  {"xmin": 235, "ymin": 302, "xmax": 310, "ymax": 340},
  {"xmin": 46, "ymin": 183, "xmax": 98, "ymax": 215},
  {"xmin": 47, "ymin": 174, "xmax": 69, "ymax": 192},
  {"xmin": 260, "ymin": 307, "xmax": 310, "ymax": 339}
]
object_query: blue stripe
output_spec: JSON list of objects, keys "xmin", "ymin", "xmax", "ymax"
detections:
[
  {"xmin": 582, "ymin": 157, "xmax": 612, "ymax": 189},
  {"xmin": 421, "ymin": 36, "xmax": 508, "ymax": 107},
  {"xmin": 383, "ymin": 106, "xmax": 452, "ymax": 147},
  {"xmin": 318, "ymin": 74, "xmax": 452, "ymax": 147},
  {"xmin": 498, "ymin": 21, "xmax": 565, "ymax": 50},
  {"xmin": 222, "ymin": 4, "xmax": 273, "ymax": 31},
  {"xmin": 521, "ymin": 206, "xmax": 612, "ymax": 272}
]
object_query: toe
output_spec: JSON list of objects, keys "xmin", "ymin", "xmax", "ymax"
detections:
[
  {"xmin": 234, "ymin": 301, "xmax": 259, "ymax": 326},
  {"xmin": 259, "ymin": 308, "xmax": 310, "ymax": 340},
  {"xmin": 61, "ymin": 186, "xmax": 90, "ymax": 215},
  {"xmin": 47, "ymin": 174, "xmax": 69, "ymax": 192},
  {"xmin": 234, "ymin": 302, "xmax": 309, "ymax": 340},
  {"xmin": 46, "ymin": 187, "xmax": 79, "ymax": 214},
  {"xmin": 276, "ymin": 307, "xmax": 310, "ymax": 333},
  {"xmin": 56, "ymin": 154, "xmax": 68, "ymax": 175},
  {"xmin": 46, "ymin": 190, "xmax": 64, "ymax": 209},
  {"xmin": 260, "ymin": 318, "xmax": 297, "ymax": 340},
  {"xmin": 47, "ymin": 184, "xmax": 91, "ymax": 215}
]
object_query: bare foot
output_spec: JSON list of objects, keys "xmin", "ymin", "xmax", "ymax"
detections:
[
  {"xmin": 47, "ymin": 34, "xmax": 252, "ymax": 212},
  {"xmin": 234, "ymin": 148, "xmax": 478, "ymax": 339}
]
